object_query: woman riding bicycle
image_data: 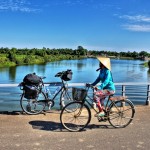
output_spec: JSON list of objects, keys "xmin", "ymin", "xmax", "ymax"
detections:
[{"xmin": 88, "ymin": 57, "xmax": 115, "ymax": 117}]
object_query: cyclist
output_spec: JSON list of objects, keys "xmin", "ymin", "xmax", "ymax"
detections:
[{"xmin": 87, "ymin": 57, "xmax": 115, "ymax": 117}]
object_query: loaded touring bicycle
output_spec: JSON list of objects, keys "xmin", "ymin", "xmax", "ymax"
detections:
[{"xmin": 19, "ymin": 69, "xmax": 73, "ymax": 115}]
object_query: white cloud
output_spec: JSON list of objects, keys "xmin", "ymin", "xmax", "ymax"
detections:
[
  {"xmin": 120, "ymin": 15, "xmax": 150, "ymax": 22},
  {"xmin": 119, "ymin": 15, "xmax": 150, "ymax": 32},
  {"xmin": 0, "ymin": 0, "xmax": 40, "ymax": 12},
  {"xmin": 122, "ymin": 24, "xmax": 150, "ymax": 32}
]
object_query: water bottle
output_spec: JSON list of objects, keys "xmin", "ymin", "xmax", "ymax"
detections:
[{"xmin": 45, "ymin": 86, "xmax": 52, "ymax": 98}]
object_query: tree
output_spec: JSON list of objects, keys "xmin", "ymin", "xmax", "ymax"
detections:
[
  {"xmin": 76, "ymin": 46, "xmax": 87, "ymax": 56},
  {"xmin": 8, "ymin": 52, "xmax": 16, "ymax": 62},
  {"xmin": 139, "ymin": 51, "xmax": 149, "ymax": 57}
]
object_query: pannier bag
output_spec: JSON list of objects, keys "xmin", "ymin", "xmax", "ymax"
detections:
[
  {"xmin": 24, "ymin": 85, "xmax": 38, "ymax": 99},
  {"xmin": 61, "ymin": 70, "xmax": 73, "ymax": 81},
  {"xmin": 23, "ymin": 73, "xmax": 41, "ymax": 99},
  {"xmin": 23, "ymin": 73, "xmax": 41, "ymax": 86}
]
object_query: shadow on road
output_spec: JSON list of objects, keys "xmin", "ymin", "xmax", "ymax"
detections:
[
  {"xmin": 0, "ymin": 111, "xmax": 22, "ymax": 115},
  {"xmin": 29, "ymin": 120, "xmax": 63, "ymax": 132},
  {"xmin": 29, "ymin": 120, "xmax": 114, "ymax": 132}
]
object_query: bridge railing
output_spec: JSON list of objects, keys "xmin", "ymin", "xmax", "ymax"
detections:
[
  {"xmin": 0, "ymin": 82, "xmax": 149, "ymax": 112},
  {"xmin": 68, "ymin": 82, "xmax": 150, "ymax": 105}
]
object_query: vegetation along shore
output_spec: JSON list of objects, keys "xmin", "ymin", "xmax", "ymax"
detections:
[{"xmin": 0, "ymin": 46, "xmax": 150, "ymax": 68}]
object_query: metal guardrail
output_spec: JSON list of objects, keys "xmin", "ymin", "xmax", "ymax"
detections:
[
  {"xmin": 113, "ymin": 82, "xmax": 150, "ymax": 105},
  {"xmin": 68, "ymin": 82, "xmax": 150, "ymax": 105},
  {"xmin": 0, "ymin": 82, "xmax": 149, "ymax": 107}
]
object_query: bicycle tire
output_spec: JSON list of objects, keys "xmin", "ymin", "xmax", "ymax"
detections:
[
  {"xmin": 60, "ymin": 101, "xmax": 91, "ymax": 132},
  {"xmin": 60, "ymin": 87, "xmax": 74, "ymax": 110},
  {"xmin": 20, "ymin": 91, "xmax": 46, "ymax": 115},
  {"xmin": 108, "ymin": 99, "xmax": 135, "ymax": 128}
]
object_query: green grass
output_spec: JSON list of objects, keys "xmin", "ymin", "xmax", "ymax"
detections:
[{"xmin": 0, "ymin": 54, "xmax": 81, "ymax": 67}]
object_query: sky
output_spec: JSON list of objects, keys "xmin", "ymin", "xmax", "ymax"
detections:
[{"xmin": 0, "ymin": 0, "xmax": 150, "ymax": 52}]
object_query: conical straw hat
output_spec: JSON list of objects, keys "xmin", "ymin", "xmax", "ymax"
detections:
[{"xmin": 97, "ymin": 57, "xmax": 111, "ymax": 70}]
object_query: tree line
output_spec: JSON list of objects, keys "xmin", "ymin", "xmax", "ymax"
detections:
[
  {"xmin": 0, "ymin": 46, "xmax": 150, "ymax": 67},
  {"xmin": 0, "ymin": 46, "xmax": 149, "ymax": 57}
]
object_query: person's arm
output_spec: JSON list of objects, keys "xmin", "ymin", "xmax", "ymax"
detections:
[{"xmin": 91, "ymin": 75, "xmax": 101, "ymax": 86}]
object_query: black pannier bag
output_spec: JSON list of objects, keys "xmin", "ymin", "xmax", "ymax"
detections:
[
  {"xmin": 23, "ymin": 73, "xmax": 41, "ymax": 86},
  {"xmin": 23, "ymin": 73, "xmax": 41, "ymax": 99},
  {"xmin": 24, "ymin": 85, "xmax": 38, "ymax": 99},
  {"xmin": 61, "ymin": 70, "xmax": 73, "ymax": 81}
]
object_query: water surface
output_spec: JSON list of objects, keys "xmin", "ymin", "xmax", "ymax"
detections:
[{"xmin": 0, "ymin": 58, "xmax": 149, "ymax": 83}]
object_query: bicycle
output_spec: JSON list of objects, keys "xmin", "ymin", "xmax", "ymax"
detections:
[
  {"xmin": 19, "ymin": 69, "xmax": 73, "ymax": 115},
  {"xmin": 60, "ymin": 84, "xmax": 135, "ymax": 132}
]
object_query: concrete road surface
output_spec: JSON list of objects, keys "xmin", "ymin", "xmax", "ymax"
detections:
[{"xmin": 0, "ymin": 105, "xmax": 150, "ymax": 150}]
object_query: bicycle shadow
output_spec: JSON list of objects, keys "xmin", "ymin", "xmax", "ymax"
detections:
[
  {"xmin": 87, "ymin": 123, "xmax": 114, "ymax": 130},
  {"xmin": 0, "ymin": 111, "xmax": 22, "ymax": 115},
  {"xmin": 29, "ymin": 120, "xmax": 63, "ymax": 132},
  {"xmin": 29, "ymin": 120, "xmax": 114, "ymax": 132}
]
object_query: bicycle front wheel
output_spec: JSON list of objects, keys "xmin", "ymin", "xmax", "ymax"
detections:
[
  {"xmin": 20, "ymin": 92, "xmax": 46, "ymax": 115},
  {"xmin": 108, "ymin": 99, "xmax": 135, "ymax": 128},
  {"xmin": 60, "ymin": 101, "xmax": 91, "ymax": 132}
]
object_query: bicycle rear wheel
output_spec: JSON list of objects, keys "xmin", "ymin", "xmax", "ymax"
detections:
[
  {"xmin": 60, "ymin": 101, "xmax": 91, "ymax": 132},
  {"xmin": 108, "ymin": 99, "xmax": 135, "ymax": 128},
  {"xmin": 20, "ymin": 92, "xmax": 46, "ymax": 115}
]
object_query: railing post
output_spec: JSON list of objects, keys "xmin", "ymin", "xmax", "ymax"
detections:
[
  {"xmin": 146, "ymin": 85, "xmax": 150, "ymax": 105},
  {"xmin": 121, "ymin": 85, "xmax": 126, "ymax": 107},
  {"xmin": 122, "ymin": 85, "xmax": 126, "ymax": 97}
]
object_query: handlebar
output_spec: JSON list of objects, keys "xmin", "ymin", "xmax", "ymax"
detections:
[
  {"xmin": 18, "ymin": 82, "xmax": 24, "ymax": 90},
  {"xmin": 55, "ymin": 69, "xmax": 72, "ymax": 78},
  {"xmin": 86, "ymin": 83, "xmax": 93, "ymax": 88},
  {"xmin": 40, "ymin": 76, "xmax": 46, "ymax": 80},
  {"xmin": 85, "ymin": 83, "xmax": 96, "ymax": 91},
  {"xmin": 55, "ymin": 72, "xmax": 64, "ymax": 77}
]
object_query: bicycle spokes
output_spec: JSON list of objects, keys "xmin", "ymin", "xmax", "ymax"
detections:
[
  {"xmin": 60, "ymin": 102, "xmax": 91, "ymax": 132},
  {"xmin": 108, "ymin": 100, "xmax": 135, "ymax": 128}
]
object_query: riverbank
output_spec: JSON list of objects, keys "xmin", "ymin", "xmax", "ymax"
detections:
[
  {"xmin": 0, "ymin": 105, "xmax": 150, "ymax": 150},
  {"xmin": 0, "ymin": 47, "xmax": 149, "ymax": 68},
  {"xmin": 1, "ymin": 55, "xmax": 148, "ymax": 68},
  {"xmin": 0, "ymin": 54, "xmax": 82, "ymax": 67}
]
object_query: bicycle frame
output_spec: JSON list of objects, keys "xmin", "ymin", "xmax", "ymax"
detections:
[
  {"xmin": 44, "ymin": 80, "xmax": 71, "ymax": 102},
  {"xmin": 83, "ymin": 87, "xmax": 114, "ymax": 114},
  {"xmin": 85, "ymin": 87, "xmax": 134, "ymax": 116}
]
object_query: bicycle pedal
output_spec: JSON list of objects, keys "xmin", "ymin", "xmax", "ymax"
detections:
[
  {"xmin": 98, "ymin": 118, "xmax": 107, "ymax": 122},
  {"xmin": 98, "ymin": 116, "xmax": 108, "ymax": 122},
  {"xmin": 48, "ymin": 100, "xmax": 54, "ymax": 108}
]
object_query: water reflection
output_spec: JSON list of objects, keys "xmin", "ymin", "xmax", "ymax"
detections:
[
  {"xmin": 147, "ymin": 69, "xmax": 150, "ymax": 81},
  {"xmin": 0, "ymin": 58, "xmax": 149, "ymax": 83},
  {"xmin": 9, "ymin": 66, "xmax": 16, "ymax": 81}
]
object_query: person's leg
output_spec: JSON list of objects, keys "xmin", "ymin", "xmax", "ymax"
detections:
[
  {"xmin": 94, "ymin": 91, "xmax": 105, "ymax": 116},
  {"xmin": 96, "ymin": 98, "xmax": 103, "ymax": 112},
  {"xmin": 100, "ymin": 98, "xmax": 105, "ymax": 110},
  {"xmin": 94, "ymin": 90, "xmax": 115, "ymax": 117}
]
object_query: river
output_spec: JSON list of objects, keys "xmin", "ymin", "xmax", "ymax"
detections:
[
  {"xmin": 0, "ymin": 58, "xmax": 149, "ymax": 112},
  {"xmin": 0, "ymin": 58, "xmax": 149, "ymax": 83}
]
